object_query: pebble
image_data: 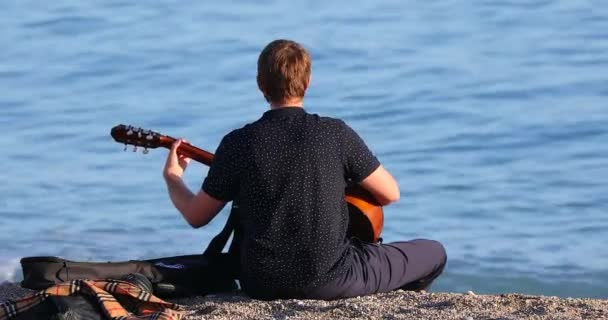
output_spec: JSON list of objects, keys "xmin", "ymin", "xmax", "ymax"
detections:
[
  {"xmin": 465, "ymin": 317, "xmax": 474, "ymax": 320},
  {"xmin": 466, "ymin": 291, "xmax": 476, "ymax": 296}
]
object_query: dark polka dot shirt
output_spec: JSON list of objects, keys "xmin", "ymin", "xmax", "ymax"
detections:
[{"xmin": 202, "ymin": 107, "xmax": 380, "ymax": 291}]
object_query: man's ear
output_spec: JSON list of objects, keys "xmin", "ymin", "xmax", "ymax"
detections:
[
  {"xmin": 304, "ymin": 74, "xmax": 311, "ymax": 90},
  {"xmin": 256, "ymin": 73, "xmax": 263, "ymax": 92},
  {"xmin": 257, "ymin": 74, "xmax": 271, "ymax": 102},
  {"xmin": 257, "ymin": 74, "xmax": 266, "ymax": 93}
]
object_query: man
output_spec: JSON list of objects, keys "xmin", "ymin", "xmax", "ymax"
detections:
[{"xmin": 163, "ymin": 39, "xmax": 446, "ymax": 300}]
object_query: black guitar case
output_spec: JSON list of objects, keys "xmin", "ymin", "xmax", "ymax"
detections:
[{"xmin": 20, "ymin": 205, "xmax": 242, "ymax": 298}]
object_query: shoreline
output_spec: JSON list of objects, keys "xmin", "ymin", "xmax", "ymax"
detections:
[{"xmin": 1, "ymin": 282, "xmax": 606, "ymax": 319}]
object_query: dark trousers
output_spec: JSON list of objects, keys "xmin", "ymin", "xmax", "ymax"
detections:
[
  {"xmin": 242, "ymin": 238, "xmax": 447, "ymax": 300},
  {"xmin": 299, "ymin": 239, "xmax": 447, "ymax": 300}
]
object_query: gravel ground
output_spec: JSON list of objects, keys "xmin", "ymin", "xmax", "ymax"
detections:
[{"xmin": 2, "ymin": 282, "xmax": 607, "ymax": 320}]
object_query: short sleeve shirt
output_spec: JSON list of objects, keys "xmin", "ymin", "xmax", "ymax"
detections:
[{"xmin": 202, "ymin": 107, "xmax": 380, "ymax": 291}]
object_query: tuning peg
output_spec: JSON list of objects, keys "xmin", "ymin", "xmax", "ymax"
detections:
[{"xmin": 143, "ymin": 147, "xmax": 149, "ymax": 154}]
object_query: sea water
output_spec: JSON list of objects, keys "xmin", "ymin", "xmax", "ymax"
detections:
[{"xmin": 0, "ymin": 1, "xmax": 607, "ymax": 298}]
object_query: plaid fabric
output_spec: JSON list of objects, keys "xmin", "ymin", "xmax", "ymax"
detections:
[{"xmin": 0, "ymin": 279, "xmax": 184, "ymax": 320}]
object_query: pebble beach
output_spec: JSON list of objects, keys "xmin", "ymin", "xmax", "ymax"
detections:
[{"xmin": 2, "ymin": 282, "xmax": 606, "ymax": 320}]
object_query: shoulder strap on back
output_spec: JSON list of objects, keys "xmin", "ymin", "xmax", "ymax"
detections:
[{"xmin": 203, "ymin": 203, "xmax": 239, "ymax": 256}]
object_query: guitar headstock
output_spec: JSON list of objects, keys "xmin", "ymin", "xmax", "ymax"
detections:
[{"xmin": 110, "ymin": 124, "xmax": 164, "ymax": 153}]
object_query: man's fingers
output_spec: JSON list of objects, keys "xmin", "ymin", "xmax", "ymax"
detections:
[{"xmin": 171, "ymin": 139, "xmax": 183, "ymax": 155}]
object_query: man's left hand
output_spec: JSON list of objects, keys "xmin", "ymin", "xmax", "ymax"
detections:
[{"xmin": 163, "ymin": 139, "xmax": 191, "ymax": 181}]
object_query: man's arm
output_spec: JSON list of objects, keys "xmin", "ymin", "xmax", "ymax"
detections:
[
  {"xmin": 165, "ymin": 176, "xmax": 226, "ymax": 228},
  {"xmin": 359, "ymin": 164, "xmax": 400, "ymax": 206},
  {"xmin": 163, "ymin": 139, "xmax": 226, "ymax": 228},
  {"xmin": 341, "ymin": 122, "xmax": 400, "ymax": 206}
]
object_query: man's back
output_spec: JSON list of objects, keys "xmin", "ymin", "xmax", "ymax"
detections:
[{"xmin": 205, "ymin": 107, "xmax": 372, "ymax": 292}]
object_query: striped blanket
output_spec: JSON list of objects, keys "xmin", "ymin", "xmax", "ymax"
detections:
[{"xmin": 0, "ymin": 279, "xmax": 184, "ymax": 320}]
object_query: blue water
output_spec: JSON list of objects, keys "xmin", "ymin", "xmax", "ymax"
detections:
[{"xmin": 1, "ymin": 1, "xmax": 607, "ymax": 298}]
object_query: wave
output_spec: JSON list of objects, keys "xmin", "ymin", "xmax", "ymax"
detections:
[{"xmin": 0, "ymin": 258, "xmax": 22, "ymax": 283}]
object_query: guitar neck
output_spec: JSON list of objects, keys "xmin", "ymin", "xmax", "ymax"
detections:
[{"xmin": 158, "ymin": 136, "xmax": 215, "ymax": 166}]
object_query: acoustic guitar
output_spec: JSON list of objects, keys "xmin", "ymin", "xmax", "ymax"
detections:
[{"xmin": 110, "ymin": 124, "xmax": 384, "ymax": 242}]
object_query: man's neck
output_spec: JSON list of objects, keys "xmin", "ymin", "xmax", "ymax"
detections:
[{"xmin": 269, "ymin": 98, "xmax": 304, "ymax": 109}]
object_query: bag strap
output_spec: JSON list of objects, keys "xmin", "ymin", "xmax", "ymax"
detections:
[{"xmin": 203, "ymin": 203, "xmax": 239, "ymax": 256}]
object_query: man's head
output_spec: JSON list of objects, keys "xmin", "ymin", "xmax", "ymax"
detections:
[{"xmin": 257, "ymin": 39, "xmax": 311, "ymax": 106}]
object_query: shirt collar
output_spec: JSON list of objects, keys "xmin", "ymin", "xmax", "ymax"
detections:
[{"xmin": 261, "ymin": 106, "xmax": 306, "ymax": 120}]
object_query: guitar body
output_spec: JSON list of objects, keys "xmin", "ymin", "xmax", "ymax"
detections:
[
  {"xmin": 111, "ymin": 124, "xmax": 384, "ymax": 242},
  {"xmin": 345, "ymin": 185, "xmax": 384, "ymax": 243}
]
